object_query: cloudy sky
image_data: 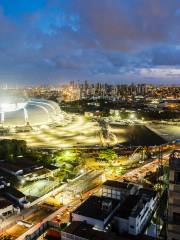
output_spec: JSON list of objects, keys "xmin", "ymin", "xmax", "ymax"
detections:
[{"xmin": 0, "ymin": 0, "xmax": 180, "ymax": 85}]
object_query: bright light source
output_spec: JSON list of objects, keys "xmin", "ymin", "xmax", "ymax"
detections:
[
  {"xmin": 80, "ymin": 169, "xmax": 85, "ymax": 174},
  {"xmin": 21, "ymin": 179, "xmax": 26, "ymax": 185},
  {"xmin": 64, "ymin": 150, "xmax": 71, "ymax": 157},
  {"xmin": 130, "ymin": 113, "xmax": 136, "ymax": 119},
  {"xmin": 0, "ymin": 102, "xmax": 27, "ymax": 113}
]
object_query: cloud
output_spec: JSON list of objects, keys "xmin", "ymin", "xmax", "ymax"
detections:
[
  {"xmin": 65, "ymin": 0, "xmax": 180, "ymax": 51},
  {"xmin": 0, "ymin": 0, "xmax": 180, "ymax": 85}
]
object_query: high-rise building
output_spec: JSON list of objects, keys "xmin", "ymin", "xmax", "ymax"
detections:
[{"xmin": 167, "ymin": 150, "xmax": 180, "ymax": 240}]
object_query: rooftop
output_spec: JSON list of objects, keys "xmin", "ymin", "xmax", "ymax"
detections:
[
  {"xmin": 116, "ymin": 188, "xmax": 157, "ymax": 219},
  {"xmin": 5, "ymin": 187, "xmax": 25, "ymax": 199},
  {"xmin": 63, "ymin": 221, "xmax": 126, "ymax": 240},
  {"xmin": 103, "ymin": 180, "xmax": 135, "ymax": 190},
  {"xmin": 138, "ymin": 188, "xmax": 157, "ymax": 199},
  {"xmin": 73, "ymin": 195, "xmax": 120, "ymax": 221},
  {"xmin": 0, "ymin": 194, "xmax": 13, "ymax": 209},
  {"xmin": 0, "ymin": 162, "xmax": 22, "ymax": 173},
  {"xmin": 116, "ymin": 195, "xmax": 139, "ymax": 219},
  {"xmin": 0, "ymin": 157, "xmax": 43, "ymax": 175}
]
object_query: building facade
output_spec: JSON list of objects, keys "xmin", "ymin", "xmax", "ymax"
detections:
[
  {"xmin": 102, "ymin": 180, "xmax": 138, "ymax": 200},
  {"xmin": 167, "ymin": 150, "xmax": 180, "ymax": 240},
  {"xmin": 72, "ymin": 195, "xmax": 120, "ymax": 231},
  {"xmin": 115, "ymin": 188, "xmax": 157, "ymax": 236}
]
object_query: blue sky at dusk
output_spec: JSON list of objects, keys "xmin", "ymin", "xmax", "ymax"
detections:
[{"xmin": 0, "ymin": 0, "xmax": 180, "ymax": 85}]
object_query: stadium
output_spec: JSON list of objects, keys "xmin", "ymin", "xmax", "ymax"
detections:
[{"xmin": 0, "ymin": 89, "xmax": 63, "ymax": 129}]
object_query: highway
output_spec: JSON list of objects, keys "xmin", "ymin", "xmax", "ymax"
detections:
[{"xmin": 16, "ymin": 187, "xmax": 100, "ymax": 240}]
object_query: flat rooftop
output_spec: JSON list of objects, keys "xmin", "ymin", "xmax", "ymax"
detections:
[
  {"xmin": 0, "ymin": 157, "xmax": 43, "ymax": 175},
  {"xmin": 103, "ymin": 180, "xmax": 135, "ymax": 190},
  {"xmin": 0, "ymin": 157, "xmax": 57, "ymax": 176},
  {"xmin": 9, "ymin": 157, "xmax": 40, "ymax": 168},
  {"xmin": 5, "ymin": 187, "xmax": 25, "ymax": 199},
  {"xmin": 73, "ymin": 195, "xmax": 120, "ymax": 221},
  {"xmin": 24, "ymin": 167, "xmax": 50, "ymax": 177},
  {"xmin": 116, "ymin": 195, "xmax": 139, "ymax": 219},
  {"xmin": 63, "ymin": 221, "xmax": 126, "ymax": 240},
  {"xmin": 116, "ymin": 188, "xmax": 157, "ymax": 219},
  {"xmin": 138, "ymin": 188, "xmax": 157, "ymax": 199},
  {"xmin": 0, "ymin": 194, "xmax": 13, "ymax": 209},
  {"xmin": 0, "ymin": 162, "xmax": 21, "ymax": 173}
]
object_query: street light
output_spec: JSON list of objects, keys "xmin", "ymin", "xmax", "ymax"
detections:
[
  {"xmin": 21, "ymin": 179, "xmax": 26, "ymax": 185},
  {"xmin": 130, "ymin": 113, "xmax": 136, "ymax": 120},
  {"xmin": 80, "ymin": 169, "xmax": 85, "ymax": 174}
]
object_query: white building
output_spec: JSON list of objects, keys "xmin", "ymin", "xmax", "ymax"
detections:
[
  {"xmin": 61, "ymin": 221, "xmax": 122, "ymax": 240},
  {"xmin": 102, "ymin": 180, "xmax": 138, "ymax": 200},
  {"xmin": 72, "ymin": 195, "xmax": 121, "ymax": 231},
  {"xmin": 115, "ymin": 188, "xmax": 157, "ymax": 236}
]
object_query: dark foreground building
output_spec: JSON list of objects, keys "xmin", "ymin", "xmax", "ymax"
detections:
[{"xmin": 167, "ymin": 150, "xmax": 180, "ymax": 240}]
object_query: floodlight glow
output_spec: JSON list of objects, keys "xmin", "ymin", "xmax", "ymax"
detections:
[
  {"xmin": 0, "ymin": 102, "xmax": 27, "ymax": 113},
  {"xmin": 130, "ymin": 113, "xmax": 136, "ymax": 119},
  {"xmin": 80, "ymin": 169, "xmax": 85, "ymax": 174},
  {"xmin": 0, "ymin": 90, "xmax": 63, "ymax": 127},
  {"xmin": 21, "ymin": 179, "xmax": 26, "ymax": 185}
]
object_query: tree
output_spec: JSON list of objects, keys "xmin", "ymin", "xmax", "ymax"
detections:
[
  {"xmin": 98, "ymin": 149, "xmax": 117, "ymax": 162},
  {"xmin": 0, "ymin": 139, "xmax": 27, "ymax": 160},
  {"xmin": 54, "ymin": 150, "xmax": 80, "ymax": 163}
]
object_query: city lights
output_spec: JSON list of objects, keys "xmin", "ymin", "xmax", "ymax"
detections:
[
  {"xmin": 0, "ymin": 102, "xmax": 27, "ymax": 113},
  {"xmin": 0, "ymin": 90, "xmax": 63, "ymax": 128},
  {"xmin": 130, "ymin": 113, "xmax": 136, "ymax": 120},
  {"xmin": 0, "ymin": 0, "xmax": 179, "ymax": 239}
]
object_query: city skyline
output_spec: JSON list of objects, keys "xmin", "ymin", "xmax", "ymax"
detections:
[
  {"xmin": 0, "ymin": 0, "xmax": 180, "ymax": 85},
  {"xmin": 0, "ymin": 2, "xmax": 180, "ymax": 239}
]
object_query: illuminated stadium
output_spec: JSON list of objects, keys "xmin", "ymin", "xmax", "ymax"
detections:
[{"xmin": 0, "ymin": 89, "xmax": 63, "ymax": 128}]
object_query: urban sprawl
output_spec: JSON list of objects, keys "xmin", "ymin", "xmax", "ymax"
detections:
[{"xmin": 0, "ymin": 83, "xmax": 179, "ymax": 240}]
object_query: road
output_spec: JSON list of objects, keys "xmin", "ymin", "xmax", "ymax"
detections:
[
  {"xmin": 118, "ymin": 152, "xmax": 171, "ymax": 182},
  {"xmin": 16, "ymin": 186, "xmax": 100, "ymax": 240},
  {"xmin": 4, "ymin": 170, "xmax": 102, "ymax": 239},
  {"xmin": 13, "ymin": 150, "xmax": 175, "ymax": 240},
  {"xmin": 4, "ymin": 206, "xmax": 55, "ymax": 239}
]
